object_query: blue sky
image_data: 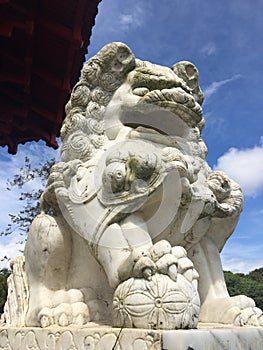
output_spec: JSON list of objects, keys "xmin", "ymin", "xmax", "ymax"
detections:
[{"xmin": 0, "ymin": 0, "xmax": 262, "ymax": 273}]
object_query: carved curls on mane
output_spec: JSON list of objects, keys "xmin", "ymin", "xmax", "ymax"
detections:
[{"xmin": 60, "ymin": 42, "xmax": 136, "ymax": 162}]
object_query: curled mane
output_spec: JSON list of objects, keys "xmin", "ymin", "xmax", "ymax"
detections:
[{"xmin": 60, "ymin": 42, "xmax": 136, "ymax": 162}]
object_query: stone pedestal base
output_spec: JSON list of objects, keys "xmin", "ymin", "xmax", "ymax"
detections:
[
  {"xmin": 163, "ymin": 325, "xmax": 263, "ymax": 350},
  {"xmin": 0, "ymin": 325, "xmax": 262, "ymax": 349}
]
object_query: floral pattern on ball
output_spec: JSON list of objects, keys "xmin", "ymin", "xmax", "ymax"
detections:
[{"xmin": 113, "ymin": 273, "xmax": 200, "ymax": 330}]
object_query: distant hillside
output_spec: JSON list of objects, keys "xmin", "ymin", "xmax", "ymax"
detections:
[{"xmin": 224, "ymin": 268, "xmax": 263, "ymax": 310}]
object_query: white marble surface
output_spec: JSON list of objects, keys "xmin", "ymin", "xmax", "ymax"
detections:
[
  {"xmin": 163, "ymin": 326, "xmax": 263, "ymax": 350},
  {"xmin": 0, "ymin": 326, "xmax": 162, "ymax": 350},
  {"xmin": 0, "ymin": 326, "xmax": 262, "ymax": 349}
]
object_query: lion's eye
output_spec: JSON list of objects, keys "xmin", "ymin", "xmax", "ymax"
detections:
[
  {"xmin": 111, "ymin": 59, "xmax": 123, "ymax": 71},
  {"xmin": 222, "ymin": 180, "xmax": 229, "ymax": 189},
  {"xmin": 115, "ymin": 170, "xmax": 124, "ymax": 179},
  {"xmin": 132, "ymin": 87, "xmax": 150, "ymax": 96}
]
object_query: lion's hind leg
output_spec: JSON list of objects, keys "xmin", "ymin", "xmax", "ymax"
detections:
[{"xmin": 24, "ymin": 213, "xmax": 89, "ymax": 327}]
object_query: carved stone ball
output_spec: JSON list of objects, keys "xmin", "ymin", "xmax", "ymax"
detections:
[{"xmin": 112, "ymin": 273, "xmax": 200, "ymax": 330}]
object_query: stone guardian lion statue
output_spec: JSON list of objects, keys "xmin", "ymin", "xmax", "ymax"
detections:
[{"xmin": 3, "ymin": 42, "xmax": 263, "ymax": 330}]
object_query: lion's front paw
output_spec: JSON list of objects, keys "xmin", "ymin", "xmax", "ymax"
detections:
[
  {"xmin": 231, "ymin": 295, "xmax": 263, "ymax": 326},
  {"xmin": 200, "ymin": 295, "xmax": 263, "ymax": 326},
  {"xmin": 38, "ymin": 289, "xmax": 90, "ymax": 328},
  {"xmin": 253, "ymin": 307, "xmax": 263, "ymax": 326},
  {"xmin": 133, "ymin": 256, "xmax": 157, "ymax": 280},
  {"xmin": 131, "ymin": 240, "xmax": 199, "ymax": 287}
]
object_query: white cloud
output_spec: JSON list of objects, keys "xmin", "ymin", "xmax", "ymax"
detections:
[
  {"xmin": 0, "ymin": 236, "xmax": 24, "ymax": 269},
  {"xmin": 203, "ymin": 74, "xmax": 242, "ymax": 99},
  {"xmin": 203, "ymin": 112, "xmax": 226, "ymax": 135},
  {"xmin": 214, "ymin": 139, "xmax": 263, "ymax": 197},
  {"xmin": 200, "ymin": 42, "xmax": 217, "ymax": 56},
  {"xmin": 120, "ymin": 14, "xmax": 134, "ymax": 26},
  {"xmin": 119, "ymin": 5, "xmax": 144, "ymax": 31},
  {"xmin": 221, "ymin": 240, "xmax": 263, "ymax": 273},
  {"xmin": 222, "ymin": 256, "xmax": 263, "ymax": 274}
]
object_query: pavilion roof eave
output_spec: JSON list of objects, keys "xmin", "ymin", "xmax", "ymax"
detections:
[{"xmin": 0, "ymin": 0, "xmax": 101, "ymax": 154}]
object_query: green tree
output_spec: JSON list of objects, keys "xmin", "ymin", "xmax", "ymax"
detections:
[
  {"xmin": 0, "ymin": 268, "xmax": 11, "ymax": 313},
  {"xmin": 0, "ymin": 156, "xmax": 55, "ymax": 244},
  {"xmin": 248, "ymin": 268, "xmax": 263, "ymax": 283}
]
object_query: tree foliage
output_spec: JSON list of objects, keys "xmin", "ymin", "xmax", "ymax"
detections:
[
  {"xmin": 0, "ymin": 156, "xmax": 55, "ymax": 242},
  {"xmin": 247, "ymin": 268, "xmax": 263, "ymax": 283},
  {"xmin": 0, "ymin": 268, "xmax": 11, "ymax": 313}
]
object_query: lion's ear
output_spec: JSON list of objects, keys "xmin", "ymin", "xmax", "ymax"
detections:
[
  {"xmin": 171, "ymin": 61, "xmax": 204, "ymax": 105},
  {"xmin": 81, "ymin": 42, "xmax": 136, "ymax": 89}
]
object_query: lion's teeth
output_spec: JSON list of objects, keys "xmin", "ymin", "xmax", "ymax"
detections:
[
  {"xmin": 162, "ymin": 88, "xmax": 186, "ymax": 104},
  {"xmin": 133, "ymin": 87, "xmax": 150, "ymax": 96}
]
